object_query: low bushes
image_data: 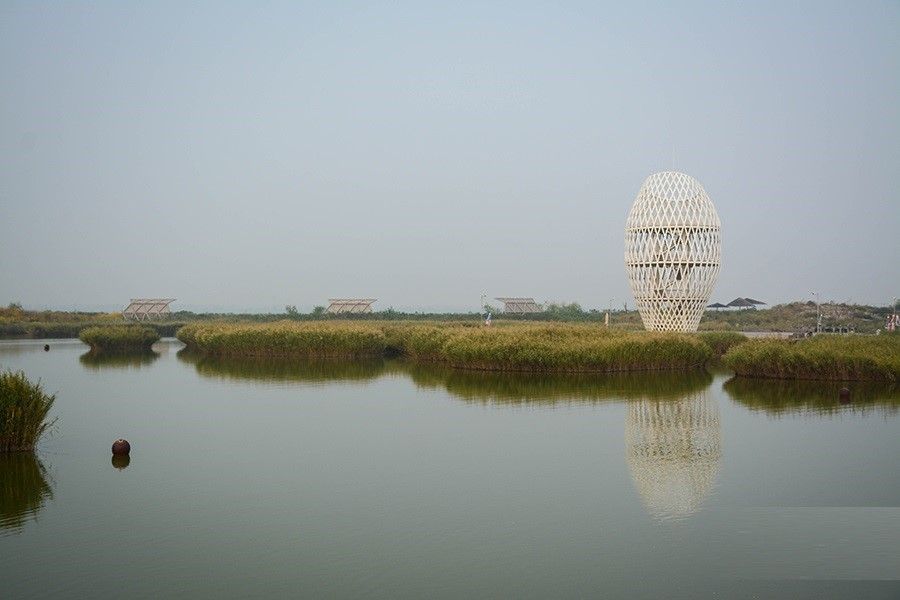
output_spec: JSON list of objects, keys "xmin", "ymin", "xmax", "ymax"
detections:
[
  {"xmin": 723, "ymin": 334, "xmax": 900, "ymax": 381},
  {"xmin": 79, "ymin": 326, "xmax": 160, "ymax": 351},
  {"xmin": 0, "ymin": 371, "xmax": 56, "ymax": 452}
]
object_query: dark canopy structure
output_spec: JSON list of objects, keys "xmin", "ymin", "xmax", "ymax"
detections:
[
  {"xmin": 707, "ymin": 302, "xmax": 728, "ymax": 309},
  {"xmin": 726, "ymin": 297, "xmax": 766, "ymax": 308}
]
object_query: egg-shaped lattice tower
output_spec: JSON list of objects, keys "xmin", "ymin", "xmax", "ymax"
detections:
[{"xmin": 625, "ymin": 171, "xmax": 721, "ymax": 332}]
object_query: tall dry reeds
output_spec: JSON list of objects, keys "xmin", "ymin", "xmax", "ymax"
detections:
[{"xmin": 0, "ymin": 371, "xmax": 56, "ymax": 452}]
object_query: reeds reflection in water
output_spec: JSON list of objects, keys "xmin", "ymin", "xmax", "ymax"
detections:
[
  {"xmin": 79, "ymin": 350, "xmax": 160, "ymax": 370},
  {"xmin": 0, "ymin": 453, "xmax": 53, "ymax": 535},
  {"xmin": 405, "ymin": 363, "xmax": 713, "ymax": 406},
  {"xmin": 723, "ymin": 377, "xmax": 900, "ymax": 417},
  {"xmin": 176, "ymin": 349, "xmax": 386, "ymax": 385},
  {"xmin": 178, "ymin": 349, "xmax": 716, "ymax": 405}
]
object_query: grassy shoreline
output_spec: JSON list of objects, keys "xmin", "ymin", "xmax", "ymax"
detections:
[
  {"xmin": 79, "ymin": 326, "xmax": 161, "ymax": 352},
  {"xmin": 722, "ymin": 334, "xmax": 899, "ymax": 382},
  {"xmin": 177, "ymin": 321, "xmax": 713, "ymax": 373},
  {"xmin": 1, "ymin": 371, "xmax": 56, "ymax": 452},
  {"xmin": 0, "ymin": 321, "xmax": 184, "ymax": 339}
]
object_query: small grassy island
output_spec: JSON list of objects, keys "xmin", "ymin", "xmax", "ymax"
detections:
[
  {"xmin": 177, "ymin": 321, "xmax": 714, "ymax": 373},
  {"xmin": 723, "ymin": 334, "xmax": 900, "ymax": 382},
  {"xmin": 79, "ymin": 325, "xmax": 161, "ymax": 352},
  {"xmin": 1, "ymin": 371, "xmax": 56, "ymax": 452}
]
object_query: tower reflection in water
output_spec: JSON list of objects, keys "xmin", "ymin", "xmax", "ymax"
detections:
[
  {"xmin": 625, "ymin": 391, "xmax": 721, "ymax": 520},
  {"xmin": 0, "ymin": 453, "xmax": 53, "ymax": 535}
]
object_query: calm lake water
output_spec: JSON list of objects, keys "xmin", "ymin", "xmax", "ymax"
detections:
[{"xmin": 1, "ymin": 338, "xmax": 898, "ymax": 599}]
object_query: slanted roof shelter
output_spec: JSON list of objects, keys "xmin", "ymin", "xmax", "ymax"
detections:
[
  {"xmin": 495, "ymin": 298, "xmax": 542, "ymax": 314},
  {"xmin": 123, "ymin": 298, "xmax": 175, "ymax": 321},
  {"xmin": 707, "ymin": 302, "xmax": 728, "ymax": 309},
  {"xmin": 325, "ymin": 299, "xmax": 377, "ymax": 314},
  {"xmin": 726, "ymin": 297, "xmax": 757, "ymax": 308},
  {"xmin": 744, "ymin": 298, "xmax": 766, "ymax": 306}
]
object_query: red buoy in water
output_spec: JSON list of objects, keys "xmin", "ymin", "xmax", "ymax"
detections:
[{"xmin": 111, "ymin": 439, "xmax": 131, "ymax": 455}]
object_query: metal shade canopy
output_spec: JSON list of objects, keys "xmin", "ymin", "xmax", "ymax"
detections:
[
  {"xmin": 325, "ymin": 299, "xmax": 377, "ymax": 314},
  {"xmin": 123, "ymin": 298, "xmax": 175, "ymax": 321},
  {"xmin": 495, "ymin": 298, "xmax": 542, "ymax": 314}
]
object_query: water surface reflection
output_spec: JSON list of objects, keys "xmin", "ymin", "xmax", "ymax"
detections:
[
  {"xmin": 178, "ymin": 350, "xmax": 715, "ymax": 405},
  {"xmin": 404, "ymin": 363, "xmax": 712, "ymax": 405},
  {"xmin": 177, "ymin": 349, "xmax": 385, "ymax": 384},
  {"xmin": 626, "ymin": 392, "xmax": 721, "ymax": 520},
  {"xmin": 723, "ymin": 377, "xmax": 899, "ymax": 416},
  {"xmin": 0, "ymin": 454, "xmax": 53, "ymax": 536},
  {"xmin": 80, "ymin": 350, "xmax": 160, "ymax": 370}
]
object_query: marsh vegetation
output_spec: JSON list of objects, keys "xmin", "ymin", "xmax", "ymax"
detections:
[
  {"xmin": 178, "ymin": 321, "xmax": 713, "ymax": 373},
  {"xmin": 79, "ymin": 326, "xmax": 161, "ymax": 352},
  {"xmin": 722, "ymin": 334, "xmax": 900, "ymax": 382},
  {"xmin": 0, "ymin": 371, "xmax": 56, "ymax": 452}
]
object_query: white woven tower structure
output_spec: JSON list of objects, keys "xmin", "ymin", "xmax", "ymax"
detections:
[{"xmin": 624, "ymin": 171, "xmax": 721, "ymax": 332}]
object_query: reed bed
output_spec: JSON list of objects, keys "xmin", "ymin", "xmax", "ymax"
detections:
[
  {"xmin": 0, "ymin": 371, "xmax": 56, "ymax": 452},
  {"xmin": 180, "ymin": 321, "xmax": 711, "ymax": 373},
  {"xmin": 0, "ymin": 321, "xmax": 184, "ymax": 339},
  {"xmin": 437, "ymin": 326, "xmax": 710, "ymax": 372},
  {"xmin": 696, "ymin": 331, "xmax": 747, "ymax": 358},
  {"xmin": 722, "ymin": 334, "xmax": 900, "ymax": 381},
  {"xmin": 177, "ymin": 321, "xmax": 386, "ymax": 357},
  {"xmin": 79, "ymin": 325, "xmax": 161, "ymax": 351}
]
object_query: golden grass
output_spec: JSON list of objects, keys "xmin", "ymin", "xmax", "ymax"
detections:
[
  {"xmin": 179, "ymin": 321, "xmax": 712, "ymax": 373},
  {"xmin": 723, "ymin": 334, "xmax": 900, "ymax": 381},
  {"xmin": 1, "ymin": 371, "xmax": 56, "ymax": 452},
  {"xmin": 79, "ymin": 325, "xmax": 160, "ymax": 351}
]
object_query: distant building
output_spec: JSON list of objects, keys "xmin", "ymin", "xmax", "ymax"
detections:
[
  {"xmin": 123, "ymin": 298, "xmax": 175, "ymax": 321},
  {"xmin": 495, "ymin": 297, "xmax": 542, "ymax": 314},
  {"xmin": 325, "ymin": 298, "xmax": 377, "ymax": 314}
]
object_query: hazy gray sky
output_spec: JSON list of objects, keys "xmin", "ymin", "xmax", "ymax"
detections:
[{"xmin": 2, "ymin": 1, "xmax": 898, "ymax": 312}]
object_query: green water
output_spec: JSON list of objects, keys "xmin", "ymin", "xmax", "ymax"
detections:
[{"xmin": 1, "ymin": 339, "xmax": 898, "ymax": 599}]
